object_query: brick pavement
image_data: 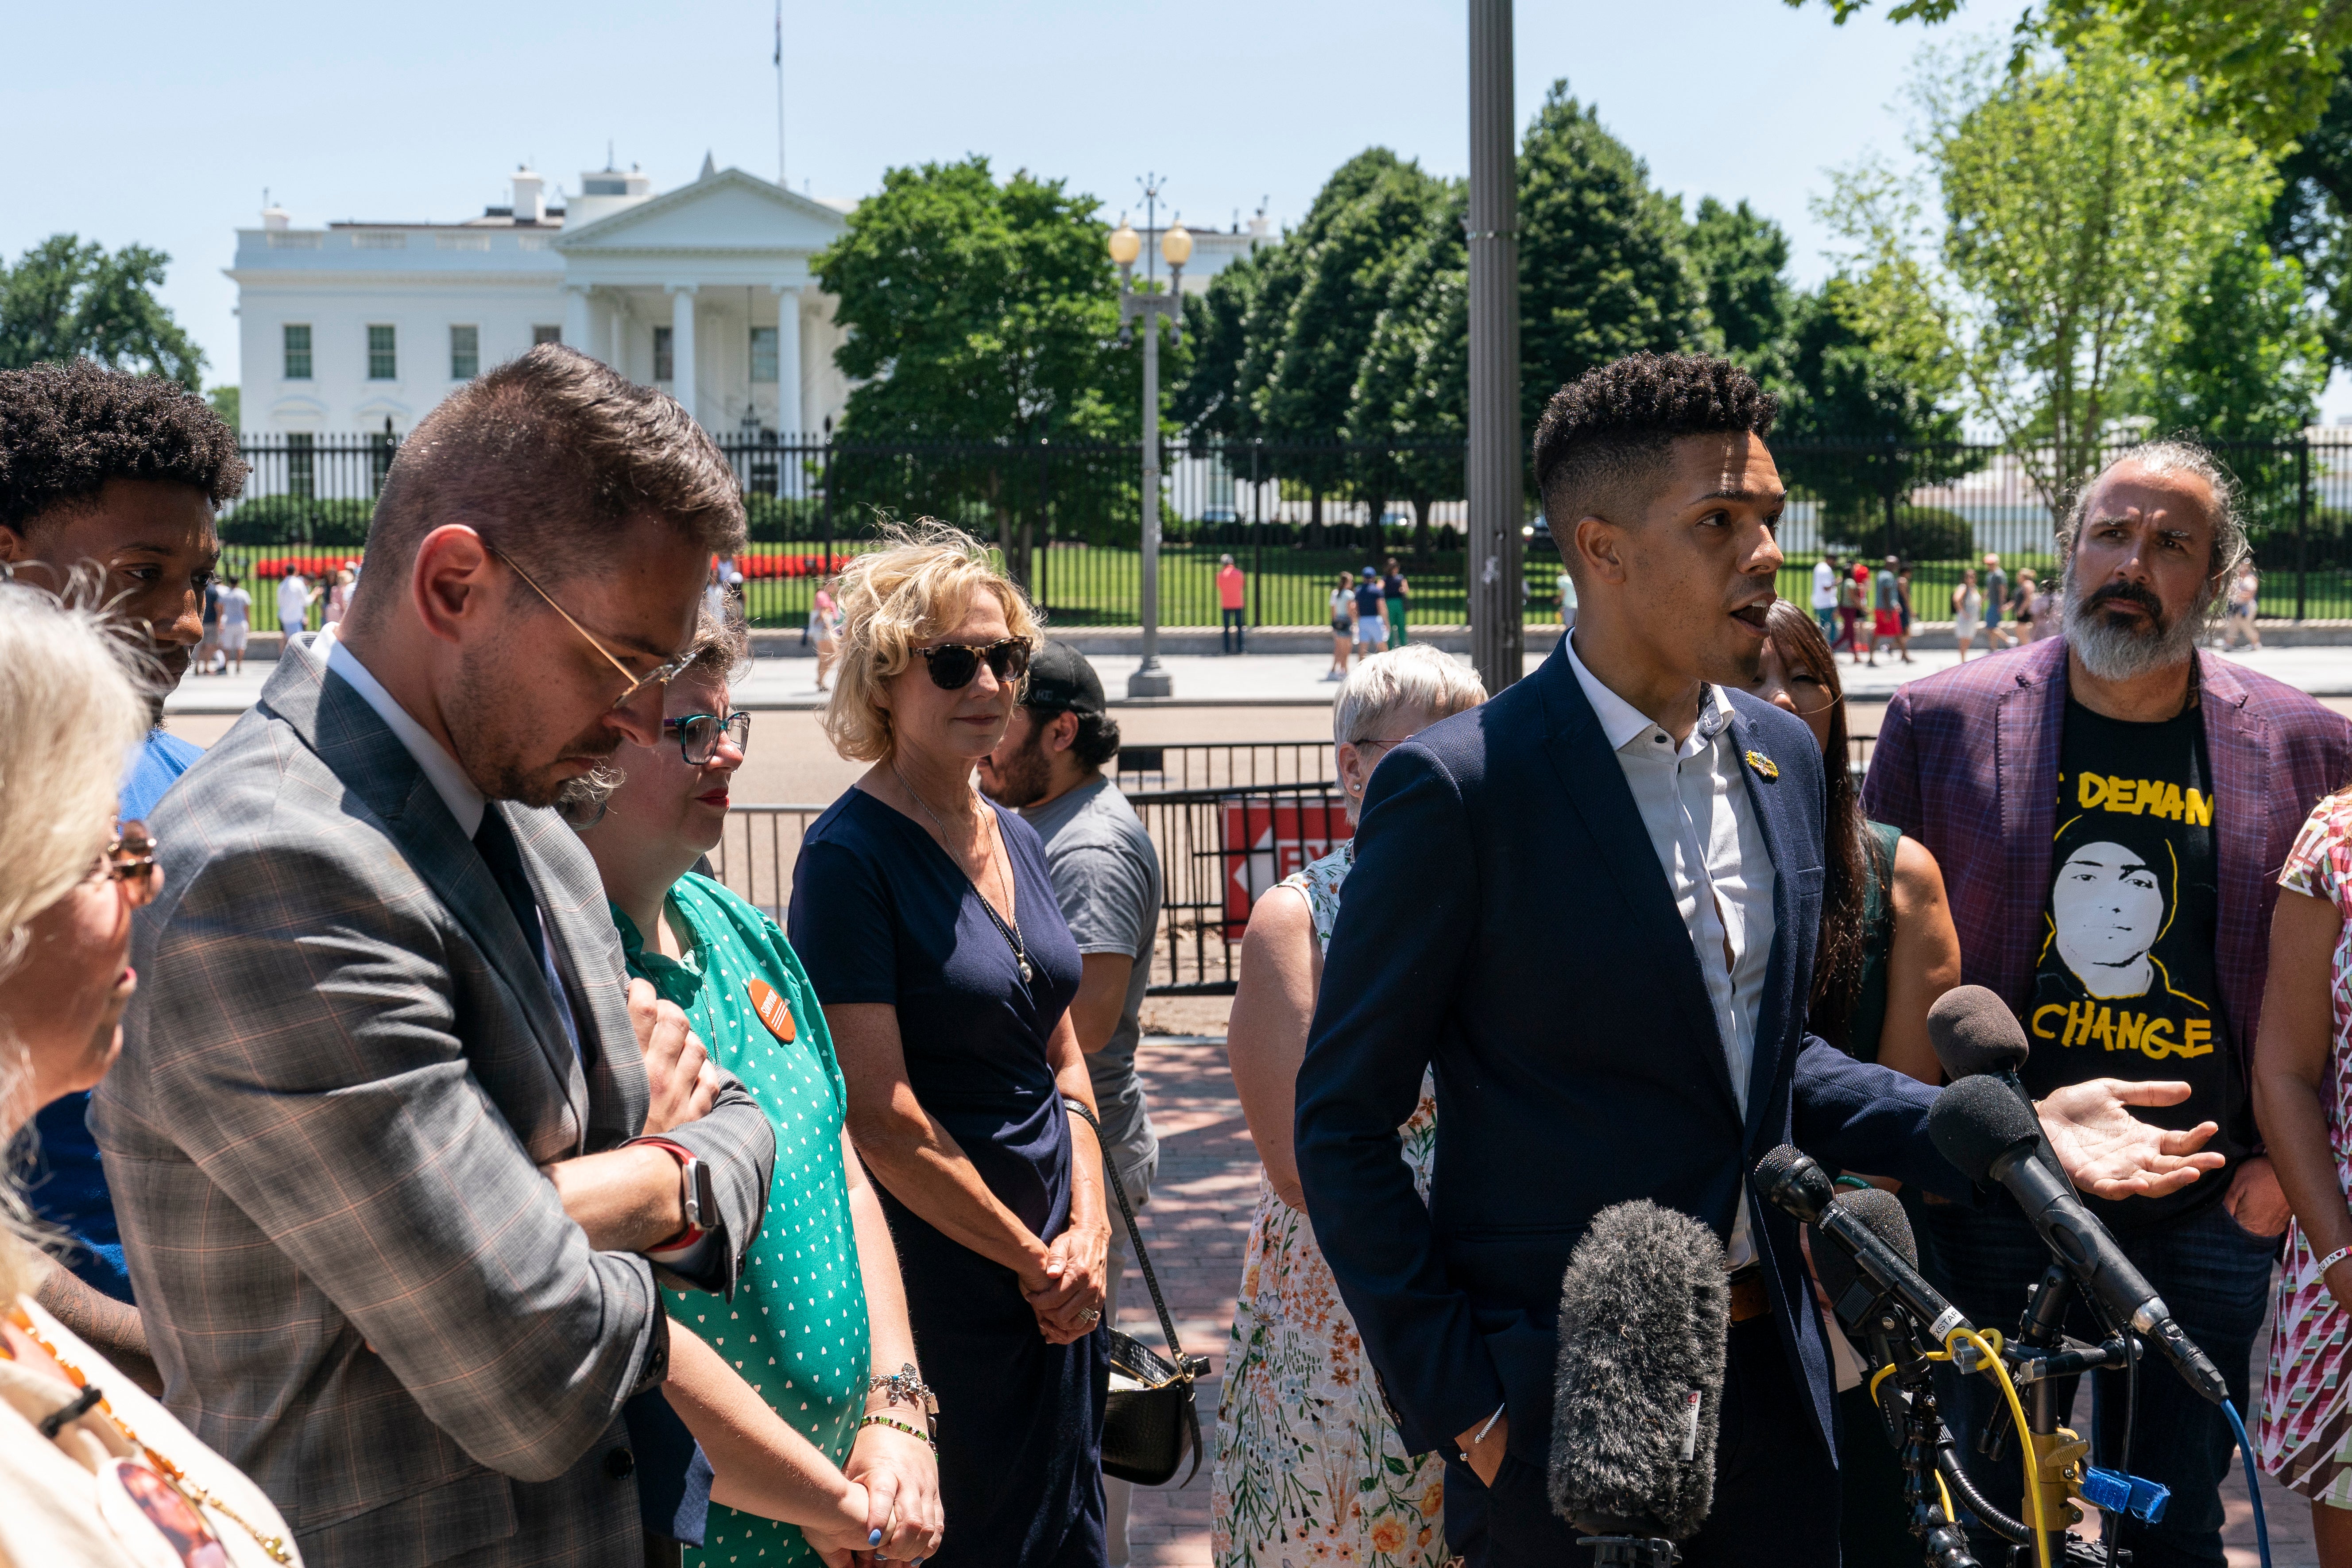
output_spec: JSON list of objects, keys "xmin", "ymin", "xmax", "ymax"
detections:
[{"xmin": 1111, "ymin": 1033, "xmax": 2314, "ymax": 1567}]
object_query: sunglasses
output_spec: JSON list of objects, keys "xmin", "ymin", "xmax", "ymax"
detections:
[
  {"xmin": 916, "ymin": 638, "xmax": 1031, "ymax": 692},
  {"xmin": 662, "ymin": 711, "xmax": 751, "ymax": 766},
  {"xmin": 484, "ymin": 541, "xmax": 693, "ymax": 710},
  {"xmin": 93, "ymin": 821, "xmax": 161, "ymax": 908}
]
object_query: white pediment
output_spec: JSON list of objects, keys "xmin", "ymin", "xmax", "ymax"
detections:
[{"xmin": 556, "ymin": 167, "xmax": 847, "ymax": 256}]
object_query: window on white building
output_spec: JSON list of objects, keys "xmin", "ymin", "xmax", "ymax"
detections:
[
  {"xmin": 654, "ymin": 326, "xmax": 674, "ymax": 382},
  {"xmin": 450, "ymin": 325, "xmax": 480, "ymax": 380},
  {"xmin": 750, "ymin": 325, "xmax": 779, "ymax": 384},
  {"xmin": 287, "ymin": 433, "xmax": 315, "ymax": 500},
  {"xmin": 282, "ymin": 324, "xmax": 312, "ymax": 381},
  {"xmin": 368, "ymin": 325, "xmax": 397, "ymax": 381},
  {"xmin": 532, "ymin": 325, "xmax": 561, "ymax": 347}
]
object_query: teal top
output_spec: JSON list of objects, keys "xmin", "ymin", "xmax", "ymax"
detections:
[
  {"xmin": 615, "ymin": 873, "xmax": 871, "ymax": 1567},
  {"xmin": 1845, "ymin": 820, "xmax": 1905, "ymax": 1061}
]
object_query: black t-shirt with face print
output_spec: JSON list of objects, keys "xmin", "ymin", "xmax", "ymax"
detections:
[{"xmin": 2021, "ymin": 697, "xmax": 2245, "ymax": 1230}]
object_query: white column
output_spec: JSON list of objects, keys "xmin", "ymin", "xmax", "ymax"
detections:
[
  {"xmin": 562, "ymin": 285, "xmax": 592, "ymax": 358},
  {"xmin": 668, "ymin": 285, "xmax": 698, "ymax": 422},
  {"xmin": 608, "ymin": 295, "xmax": 629, "ymax": 377},
  {"xmin": 772, "ymin": 285, "xmax": 803, "ymax": 435}
]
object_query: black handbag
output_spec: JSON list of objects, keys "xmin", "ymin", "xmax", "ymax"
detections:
[{"xmin": 1065, "ymin": 1098, "xmax": 1209, "ymax": 1487}]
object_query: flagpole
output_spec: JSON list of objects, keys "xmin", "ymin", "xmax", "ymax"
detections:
[{"xmin": 774, "ymin": 0, "xmax": 786, "ymax": 187}]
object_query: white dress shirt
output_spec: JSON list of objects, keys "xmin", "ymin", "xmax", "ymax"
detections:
[
  {"xmin": 1567, "ymin": 634, "xmax": 1777, "ymax": 1267},
  {"xmin": 316, "ymin": 625, "xmax": 580, "ymax": 1055}
]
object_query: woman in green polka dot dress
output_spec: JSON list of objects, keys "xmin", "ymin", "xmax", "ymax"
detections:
[{"xmin": 579, "ymin": 612, "xmax": 942, "ymax": 1564}]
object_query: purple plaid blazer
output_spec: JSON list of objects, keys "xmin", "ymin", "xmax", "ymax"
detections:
[{"xmin": 1861, "ymin": 636, "xmax": 2352, "ymax": 1124}]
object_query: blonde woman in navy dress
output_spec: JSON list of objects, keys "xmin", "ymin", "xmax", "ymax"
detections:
[{"xmin": 790, "ymin": 523, "xmax": 1110, "ymax": 1568}]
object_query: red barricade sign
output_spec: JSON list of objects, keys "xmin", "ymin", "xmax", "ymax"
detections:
[{"xmin": 1221, "ymin": 796, "xmax": 1353, "ymax": 939}]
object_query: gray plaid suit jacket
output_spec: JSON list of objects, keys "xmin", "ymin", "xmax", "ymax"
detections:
[{"xmin": 92, "ymin": 636, "xmax": 777, "ymax": 1567}]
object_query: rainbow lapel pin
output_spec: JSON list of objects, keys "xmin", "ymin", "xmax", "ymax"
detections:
[{"xmin": 1744, "ymin": 749, "xmax": 1780, "ymax": 781}]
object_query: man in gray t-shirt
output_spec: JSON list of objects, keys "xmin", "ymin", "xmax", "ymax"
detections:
[{"xmin": 977, "ymin": 640, "xmax": 1163, "ymax": 1566}]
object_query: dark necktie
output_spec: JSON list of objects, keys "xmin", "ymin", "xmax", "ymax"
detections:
[{"xmin": 472, "ymin": 808, "xmax": 547, "ymax": 972}]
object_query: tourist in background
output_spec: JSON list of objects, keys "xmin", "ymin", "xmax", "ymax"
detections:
[
  {"xmin": 2012, "ymin": 567, "xmax": 2042, "ymax": 643},
  {"xmin": 1382, "ymin": 555, "xmax": 1412, "ymax": 648},
  {"xmin": 1950, "ymin": 567, "xmax": 1982, "ymax": 659},
  {"xmin": 0, "ymin": 359, "xmax": 246, "ymax": 1391},
  {"xmin": 214, "ymin": 573, "xmax": 253, "ymax": 675},
  {"xmin": 1873, "ymin": 554, "xmax": 1909, "ymax": 664},
  {"xmin": 2224, "ymin": 560, "xmax": 2263, "ymax": 651},
  {"xmin": 274, "ymin": 566, "xmax": 313, "ymax": 639},
  {"xmin": 319, "ymin": 566, "xmax": 354, "ymax": 631},
  {"xmin": 1836, "ymin": 557, "xmax": 1864, "ymax": 657},
  {"xmin": 0, "ymin": 582, "xmax": 302, "ymax": 1566},
  {"xmin": 814, "ymin": 573, "xmax": 844, "ymax": 691},
  {"xmin": 195, "ymin": 576, "xmax": 221, "ymax": 676},
  {"xmin": 1218, "ymin": 554, "xmax": 1247, "ymax": 654},
  {"xmin": 1982, "ymin": 552, "xmax": 2012, "ymax": 649},
  {"xmin": 1353, "ymin": 567, "xmax": 1387, "ymax": 662},
  {"xmin": 578, "ymin": 607, "xmax": 943, "ymax": 1567},
  {"xmin": 1897, "ymin": 561, "xmax": 1916, "ymax": 639},
  {"xmin": 1556, "ymin": 558, "xmax": 1578, "ymax": 631},
  {"xmin": 1751, "ymin": 598, "xmax": 1962, "ymax": 1567},
  {"xmin": 978, "ymin": 640, "xmax": 1163, "ymax": 1568},
  {"xmin": 1812, "ymin": 550, "xmax": 1841, "ymax": 641},
  {"xmin": 1326, "ymin": 572, "xmax": 1355, "ymax": 681},
  {"xmin": 1214, "ymin": 644, "xmax": 1485, "ymax": 1568},
  {"xmin": 790, "ymin": 524, "xmax": 1110, "ymax": 1568}
]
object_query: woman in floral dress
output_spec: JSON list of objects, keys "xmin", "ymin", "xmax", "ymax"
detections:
[
  {"xmin": 1215, "ymin": 648, "xmax": 1485, "ymax": 1568},
  {"xmin": 2256, "ymin": 787, "xmax": 2352, "ymax": 1560}
]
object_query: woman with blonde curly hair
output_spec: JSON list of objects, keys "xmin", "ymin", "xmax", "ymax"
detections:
[
  {"xmin": 788, "ymin": 523, "xmax": 1110, "ymax": 1568},
  {"xmin": 0, "ymin": 582, "xmax": 302, "ymax": 1566}
]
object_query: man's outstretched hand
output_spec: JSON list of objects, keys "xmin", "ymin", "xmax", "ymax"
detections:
[{"xmin": 2036, "ymin": 1079, "xmax": 2225, "ymax": 1199}]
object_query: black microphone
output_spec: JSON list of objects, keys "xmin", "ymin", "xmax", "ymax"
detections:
[
  {"xmin": 1756, "ymin": 1145, "xmax": 1971, "ymax": 1346},
  {"xmin": 1549, "ymin": 1199, "xmax": 1728, "ymax": 1555},
  {"xmin": 1926, "ymin": 986, "xmax": 2073, "ymax": 1193},
  {"xmin": 1809, "ymin": 1186, "xmax": 1918, "ymax": 1340},
  {"xmin": 1927, "ymin": 1076, "xmax": 2229, "ymax": 1405}
]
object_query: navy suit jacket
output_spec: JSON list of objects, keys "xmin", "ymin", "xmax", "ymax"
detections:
[{"xmin": 1292, "ymin": 641, "xmax": 1975, "ymax": 1472}]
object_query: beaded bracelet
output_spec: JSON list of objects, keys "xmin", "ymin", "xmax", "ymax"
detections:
[{"xmin": 861, "ymin": 1413, "xmax": 937, "ymax": 1452}]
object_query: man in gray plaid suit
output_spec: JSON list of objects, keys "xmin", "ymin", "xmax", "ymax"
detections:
[{"xmin": 95, "ymin": 346, "xmax": 778, "ymax": 1566}]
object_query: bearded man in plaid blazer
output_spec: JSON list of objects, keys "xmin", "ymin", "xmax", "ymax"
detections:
[
  {"xmin": 94, "ymin": 347, "xmax": 778, "ymax": 1567},
  {"xmin": 1864, "ymin": 442, "xmax": 2352, "ymax": 1568}
]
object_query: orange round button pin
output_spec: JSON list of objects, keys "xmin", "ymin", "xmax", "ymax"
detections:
[{"xmin": 746, "ymin": 978, "xmax": 795, "ymax": 1042}]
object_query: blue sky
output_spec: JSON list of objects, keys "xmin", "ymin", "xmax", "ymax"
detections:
[{"xmin": 8, "ymin": 0, "xmax": 2010, "ymax": 394}]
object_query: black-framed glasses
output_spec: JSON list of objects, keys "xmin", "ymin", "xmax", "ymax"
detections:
[
  {"xmin": 915, "ymin": 638, "xmax": 1031, "ymax": 691},
  {"xmin": 483, "ymin": 541, "xmax": 692, "ymax": 710},
  {"xmin": 93, "ymin": 821, "xmax": 160, "ymax": 907},
  {"xmin": 662, "ymin": 711, "xmax": 751, "ymax": 765}
]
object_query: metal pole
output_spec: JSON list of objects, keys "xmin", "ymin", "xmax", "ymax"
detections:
[
  {"xmin": 2298, "ymin": 436, "xmax": 2311, "ymax": 623},
  {"xmin": 1131, "ymin": 306, "xmax": 1172, "ymax": 696},
  {"xmin": 1466, "ymin": 0, "xmax": 1524, "ymax": 692}
]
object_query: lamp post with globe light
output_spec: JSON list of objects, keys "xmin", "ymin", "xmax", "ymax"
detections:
[{"xmin": 1110, "ymin": 177, "xmax": 1188, "ymax": 698}]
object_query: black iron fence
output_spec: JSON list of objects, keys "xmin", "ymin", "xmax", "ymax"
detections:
[{"xmin": 218, "ymin": 430, "xmax": 2352, "ymax": 630}]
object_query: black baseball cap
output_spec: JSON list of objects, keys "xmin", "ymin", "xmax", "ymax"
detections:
[{"xmin": 1022, "ymin": 639, "xmax": 1107, "ymax": 718}]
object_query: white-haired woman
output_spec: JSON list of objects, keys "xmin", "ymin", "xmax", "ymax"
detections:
[
  {"xmin": 787, "ymin": 523, "xmax": 1109, "ymax": 1568},
  {"xmin": 0, "ymin": 583, "xmax": 302, "ymax": 1566},
  {"xmin": 1213, "ymin": 645, "xmax": 1486, "ymax": 1568}
]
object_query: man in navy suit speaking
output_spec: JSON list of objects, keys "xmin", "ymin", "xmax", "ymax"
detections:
[{"xmin": 1292, "ymin": 353, "xmax": 2228, "ymax": 1566}]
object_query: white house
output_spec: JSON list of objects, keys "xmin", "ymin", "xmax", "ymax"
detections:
[{"xmin": 228, "ymin": 158, "xmax": 855, "ymax": 440}]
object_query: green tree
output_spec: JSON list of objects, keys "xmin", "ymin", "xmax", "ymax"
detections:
[
  {"xmin": 0, "ymin": 235, "xmax": 205, "ymax": 388},
  {"xmin": 1687, "ymin": 197, "xmax": 1794, "ymax": 381},
  {"xmin": 1788, "ymin": 0, "xmax": 2352, "ymax": 151},
  {"xmin": 1171, "ymin": 251, "xmax": 1261, "ymax": 437},
  {"xmin": 812, "ymin": 157, "xmax": 1153, "ymax": 569},
  {"xmin": 1343, "ymin": 184, "xmax": 1470, "ymax": 554},
  {"xmin": 1516, "ymin": 81, "xmax": 1710, "ymax": 433},
  {"xmin": 207, "ymin": 384, "xmax": 240, "ymax": 433},
  {"xmin": 1824, "ymin": 36, "xmax": 2275, "ymax": 517},
  {"xmin": 1773, "ymin": 275, "xmax": 1970, "ymax": 550},
  {"xmin": 2267, "ymin": 64, "xmax": 2352, "ymax": 371},
  {"xmin": 2136, "ymin": 237, "xmax": 2328, "ymax": 441}
]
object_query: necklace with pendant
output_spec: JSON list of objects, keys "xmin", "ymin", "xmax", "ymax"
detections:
[
  {"xmin": 894, "ymin": 765, "xmax": 1032, "ymax": 984},
  {"xmin": 4, "ymin": 1304, "xmax": 293, "ymax": 1563}
]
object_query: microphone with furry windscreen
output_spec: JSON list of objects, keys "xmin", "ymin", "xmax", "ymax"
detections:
[{"xmin": 1549, "ymin": 1200, "xmax": 1729, "ymax": 1565}]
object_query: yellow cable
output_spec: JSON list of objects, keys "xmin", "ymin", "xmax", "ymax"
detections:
[
  {"xmin": 1868, "ymin": 1363, "xmax": 1899, "ymax": 1407},
  {"xmin": 1937, "ymin": 1469, "xmax": 1957, "ymax": 1528},
  {"xmin": 1947, "ymin": 1325, "xmax": 2053, "ymax": 1568}
]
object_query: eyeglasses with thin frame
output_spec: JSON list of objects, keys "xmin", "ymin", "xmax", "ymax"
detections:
[
  {"xmin": 92, "ymin": 821, "xmax": 161, "ymax": 908},
  {"xmin": 915, "ymin": 638, "xmax": 1031, "ymax": 692},
  {"xmin": 662, "ymin": 711, "xmax": 751, "ymax": 766},
  {"xmin": 483, "ymin": 541, "xmax": 692, "ymax": 710}
]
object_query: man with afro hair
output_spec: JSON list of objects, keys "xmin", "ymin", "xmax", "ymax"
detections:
[
  {"xmin": 0, "ymin": 357, "xmax": 245, "ymax": 1387},
  {"xmin": 1293, "ymin": 352, "xmax": 2224, "ymax": 1566}
]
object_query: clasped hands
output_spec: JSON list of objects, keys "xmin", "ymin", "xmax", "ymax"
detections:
[{"xmin": 1021, "ymin": 1220, "xmax": 1111, "ymax": 1346}]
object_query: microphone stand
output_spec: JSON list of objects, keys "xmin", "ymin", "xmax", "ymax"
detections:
[{"xmin": 1853, "ymin": 1296, "xmax": 1981, "ymax": 1568}]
